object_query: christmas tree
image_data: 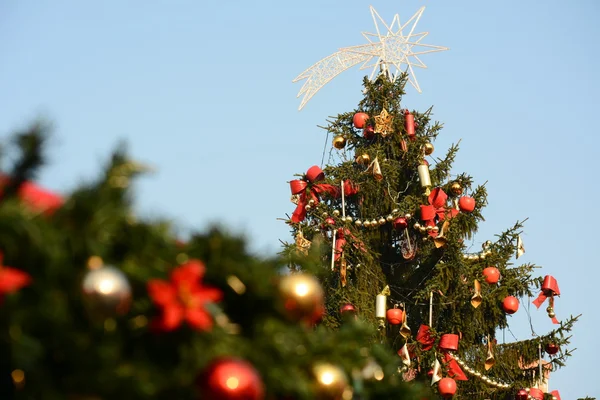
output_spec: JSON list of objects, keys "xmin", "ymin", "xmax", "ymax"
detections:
[
  {"xmin": 0, "ymin": 124, "xmax": 426, "ymax": 399},
  {"xmin": 282, "ymin": 8, "xmax": 579, "ymax": 400}
]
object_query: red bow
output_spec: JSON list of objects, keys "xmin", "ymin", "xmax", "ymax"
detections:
[
  {"xmin": 550, "ymin": 390, "xmax": 561, "ymax": 400},
  {"xmin": 0, "ymin": 175, "xmax": 63, "ymax": 215},
  {"xmin": 289, "ymin": 166, "xmax": 338, "ymax": 223},
  {"xmin": 528, "ymin": 388, "xmax": 544, "ymax": 400},
  {"xmin": 532, "ymin": 275, "xmax": 560, "ymax": 324},
  {"xmin": 439, "ymin": 334, "xmax": 468, "ymax": 381},
  {"xmin": 420, "ymin": 188, "xmax": 458, "ymax": 237},
  {"xmin": 416, "ymin": 324, "xmax": 435, "ymax": 351}
]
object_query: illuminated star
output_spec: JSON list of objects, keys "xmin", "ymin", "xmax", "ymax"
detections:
[{"xmin": 293, "ymin": 6, "xmax": 448, "ymax": 110}]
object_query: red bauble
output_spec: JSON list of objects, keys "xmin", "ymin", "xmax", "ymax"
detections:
[
  {"xmin": 353, "ymin": 112, "xmax": 369, "ymax": 129},
  {"xmin": 325, "ymin": 217, "xmax": 335, "ymax": 225},
  {"xmin": 458, "ymin": 196, "xmax": 476, "ymax": 212},
  {"xmin": 482, "ymin": 267, "xmax": 500, "ymax": 285},
  {"xmin": 515, "ymin": 389, "xmax": 528, "ymax": 400},
  {"xmin": 363, "ymin": 125, "xmax": 375, "ymax": 139},
  {"xmin": 438, "ymin": 377, "xmax": 457, "ymax": 398},
  {"xmin": 502, "ymin": 296, "xmax": 519, "ymax": 314},
  {"xmin": 545, "ymin": 343, "xmax": 559, "ymax": 355},
  {"xmin": 386, "ymin": 307, "xmax": 404, "ymax": 325},
  {"xmin": 198, "ymin": 358, "xmax": 264, "ymax": 400},
  {"xmin": 393, "ymin": 217, "xmax": 408, "ymax": 230},
  {"xmin": 340, "ymin": 303, "xmax": 357, "ymax": 319}
]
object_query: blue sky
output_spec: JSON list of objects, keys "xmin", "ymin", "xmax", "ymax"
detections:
[{"xmin": 1, "ymin": 0, "xmax": 598, "ymax": 397}]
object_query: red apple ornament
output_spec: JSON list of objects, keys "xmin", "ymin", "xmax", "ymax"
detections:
[
  {"xmin": 502, "ymin": 296, "xmax": 519, "ymax": 314},
  {"xmin": 482, "ymin": 267, "xmax": 500, "ymax": 285},
  {"xmin": 545, "ymin": 343, "xmax": 559, "ymax": 355},
  {"xmin": 438, "ymin": 377, "xmax": 457, "ymax": 398},
  {"xmin": 515, "ymin": 389, "xmax": 528, "ymax": 400},
  {"xmin": 386, "ymin": 305, "xmax": 404, "ymax": 325},
  {"xmin": 353, "ymin": 112, "xmax": 369, "ymax": 129},
  {"xmin": 458, "ymin": 196, "xmax": 476, "ymax": 212}
]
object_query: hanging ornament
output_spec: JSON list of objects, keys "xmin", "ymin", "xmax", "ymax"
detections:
[
  {"xmin": 404, "ymin": 110, "xmax": 416, "ymax": 141},
  {"xmin": 356, "ymin": 153, "xmax": 371, "ymax": 166},
  {"xmin": 516, "ymin": 235, "xmax": 526, "ymax": 259},
  {"xmin": 438, "ymin": 377, "xmax": 457, "ymax": 398},
  {"xmin": 502, "ymin": 296, "xmax": 519, "ymax": 314},
  {"xmin": 353, "ymin": 112, "xmax": 369, "ymax": 129},
  {"xmin": 0, "ymin": 252, "xmax": 31, "ymax": 302},
  {"xmin": 450, "ymin": 182, "xmax": 463, "ymax": 196},
  {"xmin": 393, "ymin": 217, "xmax": 407, "ymax": 230},
  {"xmin": 399, "ymin": 309, "xmax": 411, "ymax": 338},
  {"xmin": 312, "ymin": 363, "xmax": 351, "ymax": 400},
  {"xmin": 398, "ymin": 343, "xmax": 411, "ymax": 368},
  {"xmin": 545, "ymin": 343, "xmax": 559, "ymax": 355},
  {"xmin": 278, "ymin": 273, "xmax": 325, "ymax": 323},
  {"xmin": 289, "ymin": 166, "xmax": 338, "ymax": 223},
  {"xmin": 458, "ymin": 196, "xmax": 476, "ymax": 212},
  {"xmin": 423, "ymin": 142, "xmax": 434, "ymax": 155},
  {"xmin": 386, "ymin": 304, "xmax": 404, "ymax": 325},
  {"xmin": 515, "ymin": 389, "xmax": 528, "ymax": 400},
  {"xmin": 418, "ymin": 162, "xmax": 432, "ymax": 194},
  {"xmin": 528, "ymin": 388, "xmax": 544, "ymax": 400},
  {"xmin": 375, "ymin": 286, "xmax": 390, "ymax": 330},
  {"xmin": 484, "ymin": 335, "xmax": 495, "ymax": 370},
  {"xmin": 400, "ymin": 138, "xmax": 408, "ymax": 152},
  {"xmin": 197, "ymin": 358, "xmax": 265, "ymax": 400},
  {"xmin": 295, "ymin": 231, "xmax": 312, "ymax": 256},
  {"xmin": 471, "ymin": 280, "xmax": 482, "ymax": 308},
  {"xmin": 533, "ymin": 275, "xmax": 560, "ymax": 324},
  {"xmin": 340, "ymin": 303, "xmax": 357, "ymax": 320},
  {"xmin": 332, "ymin": 135, "xmax": 346, "ymax": 149},
  {"xmin": 366, "ymin": 157, "xmax": 383, "ymax": 181},
  {"xmin": 374, "ymin": 108, "xmax": 393, "ymax": 137},
  {"xmin": 430, "ymin": 358, "xmax": 443, "ymax": 385},
  {"xmin": 482, "ymin": 267, "xmax": 500, "ymax": 285},
  {"xmin": 82, "ymin": 258, "xmax": 132, "ymax": 318},
  {"xmin": 363, "ymin": 125, "xmax": 375, "ymax": 139}
]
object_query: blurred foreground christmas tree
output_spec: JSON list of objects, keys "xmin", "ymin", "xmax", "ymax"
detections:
[
  {"xmin": 0, "ymin": 123, "xmax": 425, "ymax": 399},
  {"xmin": 282, "ymin": 7, "xmax": 581, "ymax": 399}
]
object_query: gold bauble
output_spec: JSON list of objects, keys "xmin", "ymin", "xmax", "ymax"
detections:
[
  {"xmin": 333, "ymin": 136, "xmax": 347, "ymax": 150},
  {"xmin": 332, "ymin": 210, "xmax": 340, "ymax": 217},
  {"xmin": 356, "ymin": 153, "xmax": 371, "ymax": 165},
  {"xmin": 370, "ymin": 219, "xmax": 377, "ymax": 227},
  {"xmin": 363, "ymin": 220, "xmax": 371, "ymax": 228},
  {"xmin": 386, "ymin": 215, "xmax": 394, "ymax": 222},
  {"xmin": 355, "ymin": 220, "xmax": 362, "ymax": 227},
  {"xmin": 423, "ymin": 142, "xmax": 434, "ymax": 155},
  {"xmin": 546, "ymin": 306, "xmax": 556, "ymax": 318},
  {"xmin": 378, "ymin": 217, "xmax": 386, "ymax": 225},
  {"xmin": 279, "ymin": 273, "xmax": 325, "ymax": 322},
  {"xmin": 82, "ymin": 265, "xmax": 132, "ymax": 318},
  {"xmin": 313, "ymin": 363, "xmax": 351, "ymax": 400},
  {"xmin": 451, "ymin": 182, "xmax": 463, "ymax": 195}
]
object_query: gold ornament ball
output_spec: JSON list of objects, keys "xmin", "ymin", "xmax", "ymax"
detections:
[
  {"xmin": 305, "ymin": 205, "xmax": 312, "ymax": 211},
  {"xmin": 423, "ymin": 142, "xmax": 434, "ymax": 155},
  {"xmin": 370, "ymin": 219, "xmax": 377, "ymax": 227},
  {"xmin": 355, "ymin": 220, "xmax": 362, "ymax": 227},
  {"xmin": 333, "ymin": 136, "xmax": 347, "ymax": 150},
  {"xmin": 386, "ymin": 215, "xmax": 394, "ymax": 222},
  {"xmin": 378, "ymin": 217, "xmax": 386, "ymax": 225},
  {"xmin": 313, "ymin": 363, "xmax": 351, "ymax": 400},
  {"xmin": 451, "ymin": 182, "xmax": 463, "ymax": 195},
  {"xmin": 308, "ymin": 199, "xmax": 315, "ymax": 206},
  {"xmin": 344, "ymin": 216, "xmax": 352, "ymax": 223},
  {"xmin": 356, "ymin": 153, "xmax": 371, "ymax": 165},
  {"xmin": 279, "ymin": 273, "xmax": 325, "ymax": 322},
  {"xmin": 332, "ymin": 210, "xmax": 340, "ymax": 217},
  {"xmin": 82, "ymin": 266, "xmax": 132, "ymax": 318},
  {"xmin": 413, "ymin": 222, "xmax": 421, "ymax": 229},
  {"xmin": 546, "ymin": 306, "xmax": 556, "ymax": 318},
  {"xmin": 363, "ymin": 220, "xmax": 371, "ymax": 228}
]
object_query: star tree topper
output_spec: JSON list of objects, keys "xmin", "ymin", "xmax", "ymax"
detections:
[{"xmin": 293, "ymin": 6, "xmax": 448, "ymax": 110}]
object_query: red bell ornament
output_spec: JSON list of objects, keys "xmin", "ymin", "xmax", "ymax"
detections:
[
  {"xmin": 404, "ymin": 110, "xmax": 416, "ymax": 141},
  {"xmin": 353, "ymin": 112, "xmax": 369, "ymax": 129},
  {"xmin": 545, "ymin": 342, "xmax": 559, "ymax": 355},
  {"xmin": 458, "ymin": 196, "xmax": 476, "ymax": 212},
  {"xmin": 197, "ymin": 358, "xmax": 265, "ymax": 400},
  {"xmin": 482, "ymin": 267, "xmax": 500, "ymax": 285},
  {"xmin": 438, "ymin": 377, "xmax": 457, "ymax": 398},
  {"xmin": 515, "ymin": 389, "xmax": 528, "ymax": 400},
  {"xmin": 502, "ymin": 296, "xmax": 519, "ymax": 314},
  {"xmin": 363, "ymin": 125, "xmax": 375, "ymax": 139},
  {"xmin": 393, "ymin": 217, "xmax": 408, "ymax": 230},
  {"xmin": 386, "ymin": 305, "xmax": 404, "ymax": 325}
]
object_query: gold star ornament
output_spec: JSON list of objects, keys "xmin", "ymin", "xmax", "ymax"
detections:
[{"xmin": 374, "ymin": 108, "xmax": 393, "ymax": 137}]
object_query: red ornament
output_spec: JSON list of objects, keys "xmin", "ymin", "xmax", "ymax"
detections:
[
  {"xmin": 438, "ymin": 377, "xmax": 457, "ymax": 398},
  {"xmin": 147, "ymin": 260, "xmax": 223, "ymax": 332},
  {"xmin": 386, "ymin": 305, "xmax": 404, "ymax": 325},
  {"xmin": 393, "ymin": 217, "xmax": 408, "ymax": 230},
  {"xmin": 325, "ymin": 217, "xmax": 335, "ymax": 225},
  {"xmin": 404, "ymin": 110, "xmax": 416, "ymax": 141},
  {"xmin": 458, "ymin": 196, "xmax": 476, "ymax": 212},
  {"xmin": 340, "ymin": 303, "xmax": 357, "ymax": 319},
  {"xmin": 0, "ymin": 252, "xmax": 31, "ymax": 305},
  {"xmin": 528, "ymin": 388, "xmax": 544, "ymax": 400},
  {"xmin": 363, "ymin": 125, "xmax": 375, "ymax": 139},
  {"xmin": 515, "ymin": 389, "xmax": 528, "ymax": 400},
  {"xmin": 0, "ymin": 175, "xmax": 63, "ymax": 216},
  {"xmin": 198, "ymin": 358, "xmax": 265, "ymax": 400},
  {"xmin": 502, "ymin": 296, "xmax": 519, "ymax": 314},
  {"xmin": 482, "ymin": 267, "xmax": 500, "ymax": 285},
  {"xmin": 353, "ymin": 112, "xmax": 369, "ymax": 129},
  {"xmin": 545, "ymin": 343, "xmax": 559, "ymax": 355}
]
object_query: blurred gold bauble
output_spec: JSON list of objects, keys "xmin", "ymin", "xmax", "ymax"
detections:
[
  {"xmin": 356, "ymin": 153, "xmax": 371, "ymax": 165},
  {"xmin": 546, "ymin": 306, "xmax": 556, "ymax": 318},
  {"xmin": 450, "ymin": 182, "xmax": 463, "ymax": 195},
  {"xmin": 370, "ymin": 219, "xmax": 377, "ymax": 227},
  {"xmin": 362, "ymin": 220, "xmax": 371, "ymax": 228},
  {"xmin": 386, "ymin": 215, "xmax": 394, "ymax": 222},
  {"xmin": 279, "ymin": 273, "xmax": 325, "ymax": 323},
  {"xmin": 378, "ymin": 217, "xmax": 386, "ymax": 225},
  {"xmin": 423, "ymin": 142, "xmax": 434, "ymax": 155},
  {"xmin": 313, "ymin": 363, "xmax": 352, "ymax": 400},
  {"xmin": 82, "ymin": 265, "xmax": 132, "ymax": 318},
  {"xmin": 333, "ymin": 136, "xmax": 347, "ymax": 150},
  {"xmin": 355, "ymin": 220, "xmax": 362, "ymax": 227}
]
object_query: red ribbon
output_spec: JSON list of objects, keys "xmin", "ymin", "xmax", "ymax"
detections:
[
  {"xmin": 416, "ymin": 324, "xmax": 435, "ymax": 351},
  {"xmin": 439, "ymin": 334, "xmax": 468, "ymax": 381},
  {"xmin": 420, "ymin": 188, "xmax": 458, "ymax": 237},
  {"xmin": 550, "ymin": 390, "xmax": 561, "ymax": 400},
  {"xmin": 289, "ymin": 166, "xmax": 338, "ymax": 223},
  {"xmin": 532, "ymin": 275, "xmax": 560, "ymax": 324},
  {"xmin": 528, "ymin": 388, "xmax": 544, "ymax": 400},
  {"xmin": 334, "ymin": 228, "xmax": 365, "ymax": 262},
  {"xmin": 0, "ymin": 175, "xmax": 63, "ymax": 215}
]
